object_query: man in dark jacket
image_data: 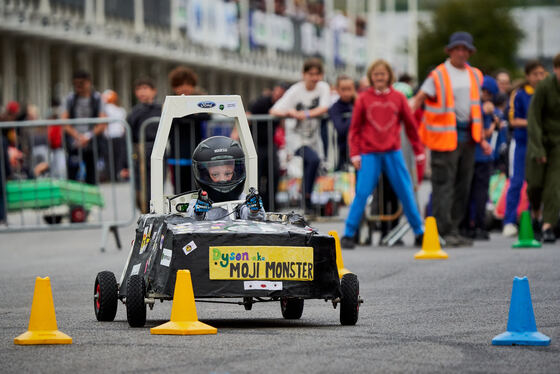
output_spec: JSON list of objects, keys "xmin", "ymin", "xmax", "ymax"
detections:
[
  {"xmin": 61, "ymin": 70, "xmax": 106, "ymax": 185},
  {"xmin": 246, "ymin": 82, "xmax": 288, "ymax": 210},
  {"xmin": 127, "ymin": 77, "xmax": 162, "ymax": 213},
  {"xmin": 167, "ymin": 66, "xmax": 210, "ymax": 194},
  {"xmin": 328, "ymin": 75, "xmax": 355, "ymax": 170},
  {"xmin": 526, "ymin": 53, "xmax": 560, "ymax": 243}
]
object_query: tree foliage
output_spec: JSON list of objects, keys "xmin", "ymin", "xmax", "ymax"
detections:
[{"xmin": 417, "ymin": 0, "xmax": 523, "ymax": 80}]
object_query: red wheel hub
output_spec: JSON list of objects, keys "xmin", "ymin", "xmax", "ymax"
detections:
[{"xmin": 95, "ymin": 284, "xmax": 101, "ymax": 310}]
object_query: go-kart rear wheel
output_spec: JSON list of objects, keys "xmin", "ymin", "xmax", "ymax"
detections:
[
  {"xmin": 280, "ymin": 297, "xmax": 304, "ymax": 319},
  {"xmin": 94, "ymin": 271, "xmax": 118, "ymax": 321},
  {"xmin": 340, "ymin": 273, "xmax": 359, "ymax": 325},
  {"xmin": 126, "ymin": 275, "xmax": 146, "ymax": 327}
]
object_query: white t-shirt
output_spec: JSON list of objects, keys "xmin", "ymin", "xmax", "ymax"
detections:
[
  {"xmin": 420, "ymin": 59, "xmax": 472, "ymax": 123},
  {"xmin": 271, "ymin": 81, "xmax": 330, "ymax": 154},
  {"xmin": 104, "ymin": 103, "xmax": 127, "ymax": 138}
]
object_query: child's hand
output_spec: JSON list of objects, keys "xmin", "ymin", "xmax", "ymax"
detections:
[
  {"xmin": 482, "ymin": 101, "xmax": 495, "ymax": 115},
  {"xmin": 481, "ymin": 140, "xmax": 492, "ymax": 155},
  {"xmin": 415, "ymin": 153, "xmax": 426, "ymax": 183},
  {"xmin": 292, "ymin": 111, "xmax": 307, "ymax": 121},
  {"xmin": 351, "ymin": 155, "xmax": 361, "ymax": 170}
]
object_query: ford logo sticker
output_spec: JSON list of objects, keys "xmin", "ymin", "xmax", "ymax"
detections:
[{"xmin": 197, "ymin": 101, "xmax": 216, "ymax": 109}]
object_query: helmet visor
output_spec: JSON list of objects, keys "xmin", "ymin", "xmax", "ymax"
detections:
[{"xmin": 193, "ymin": 158, "xmax": 246, "ymax": 193}]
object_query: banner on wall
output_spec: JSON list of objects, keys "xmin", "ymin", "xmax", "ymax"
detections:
[
  {"xmin": 177, "ymin": 0, "xmax": 240, "ymax": 50},
  {"xmin": 175, "ymin": 1, "xmax": 366, "ymax": 66},
  {"xmin": 250, "ymin": 10, "xmax": 295, "ymax": 51}
]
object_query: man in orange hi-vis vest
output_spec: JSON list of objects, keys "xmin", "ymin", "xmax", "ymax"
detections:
[{"xmin": 413, "ymin": 32, "xmax": 492, "ymax": 247}]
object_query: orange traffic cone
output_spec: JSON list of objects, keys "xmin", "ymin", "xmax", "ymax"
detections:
[
  {"xmin": 151, "ymin": 270, "xmax": 217, "ymax": 335},
  {"xmin": 14, "ymin": 277, "xmax": 72, "ymax": 345},
  {"xmin": 414, "ymin": 217, "xmax": 448, "ymax": 260},
  {"xmin": 329, "ymin": 231, "xmax": 351, "ymax": 278}
]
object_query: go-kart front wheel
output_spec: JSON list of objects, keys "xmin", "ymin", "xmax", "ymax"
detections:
[
  {"xmin": 280, "ymin": 297, "xmax": 304, "ymax": 319},
  {"xmin": 94, "ymin": 271, "xmax": 118, "ymax": 321},
  {"xmin": 340, "ymin": 273, "xmax": 359, "ymax": 325},
  {"xmin": 126, "ymin": 275, "xmax": 146, "ymax": 327}
]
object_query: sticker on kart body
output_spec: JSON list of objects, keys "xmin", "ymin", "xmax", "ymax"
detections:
[
  {"xmin": 131, "ymin": 263, "xmax": 141, "ymax": 276},
  {"xmin": 244, "ymin": 281, "xmax": 282, "ymax": 290},
  {"xmin": 197, "ymin": 101, "xmax": 216, "ymax": 109},
  {"xmin": 160, "ymin": 248, "xmax": 172, "ymax": 267},
  {"xmin": 209, "ymin": 246, "xmax": 313, "ymax": 281},
  {"xmin": 182, "ymin": 241, "xmax": 197, "ymax": 256}
]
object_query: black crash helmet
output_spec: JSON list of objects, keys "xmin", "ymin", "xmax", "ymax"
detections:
[{"xmin": 192, "ymin": 136, "xmax": 246, "ymax": 202}]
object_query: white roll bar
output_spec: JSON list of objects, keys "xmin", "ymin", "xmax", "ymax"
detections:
[{"xmin": 150, "ymin": 95, "xmax": 257, "ymax": 214}]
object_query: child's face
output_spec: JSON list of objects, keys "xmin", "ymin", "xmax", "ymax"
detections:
[
  {"xmin": 527, "ymin": 66, "xmax": 546, "ymax": 88},
  {"xmin": 336, "ymin": 79, "xmax": 356, "ymax": 102},
  {"xmin": 481, "ymin": 89, "xmax": 492, "ymax": 102},
  {"xmin": 208, "ymin": 164, "xmax": 235, "ymax": 183},
  {"xmin": 135, "ymin": 85, "xmax": 157, "ymax": 104},
  {"xmin": 370, "ymin": 66, "xmax": 390, "ymax": 90},
  {"xmin": 302, "ymin": 67, "xmax": 323, "ymax": 90}
]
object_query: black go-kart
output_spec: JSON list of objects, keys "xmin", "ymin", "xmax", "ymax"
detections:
[{"xmin": 93, "ymin": 95, "xmax": 361, "ymax": 327}]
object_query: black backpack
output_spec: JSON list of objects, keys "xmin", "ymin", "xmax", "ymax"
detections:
[{"xmin": 68, "ymin": 91, "xmax": 101, "ymax": 119}]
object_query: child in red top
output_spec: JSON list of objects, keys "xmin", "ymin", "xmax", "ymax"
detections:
[{"xmin": 341, "ymin": 60, "xmax": 425, "ymax": 249}]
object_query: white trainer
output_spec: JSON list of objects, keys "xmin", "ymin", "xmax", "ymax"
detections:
[{"xmin": 503, "ymin": 223, "xmax": 518, "ymax": 237}]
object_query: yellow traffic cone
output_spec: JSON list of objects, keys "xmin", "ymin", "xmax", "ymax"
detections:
[
  {"xmin": 414, "ymin": 217, "xmax": 448, "ymax": 260},
  {"xmin": 151, "ymin": 270, "xmax": 217, "ymax": 335},
  {"xmin": 14, "ymin": 277, "xmax": 72, "ymax": 345},
  {"xmin": 329, "ymin": 231, "xmax": 351, "ymax": 278}
]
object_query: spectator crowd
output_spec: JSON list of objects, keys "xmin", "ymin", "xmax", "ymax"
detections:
[{"xmin": 1, "ymin": 31, "xmax": 559, "ymax": 247}]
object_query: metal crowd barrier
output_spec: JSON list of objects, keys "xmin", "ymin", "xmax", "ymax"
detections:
[
  {"xmin": 137, "ymin": 114, "xmax": 278, "ymax": 212},
  {"xmin": 135, "ymin": 113, "xmax": 417, "ymax": 228},
  {"xmin": 0, "ymin": 117, "xmax": 136, "ymax": 251}
]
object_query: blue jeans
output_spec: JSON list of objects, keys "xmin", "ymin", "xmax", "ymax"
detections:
[
  {"xmin": 295, "ymin": 146, "xmax": 320, "ymax": 204},
  {"xmin": 504, "ymin": 140, "xmax": 526, "ymax": 224},
  {"xmin": 344, "ymin": 150, "xmax": 424, "ymax": 237}
]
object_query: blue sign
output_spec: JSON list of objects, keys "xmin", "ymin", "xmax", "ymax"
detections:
[{"xmin": 197, "ymin": 101, "xmax": 216, "ymax": 109}]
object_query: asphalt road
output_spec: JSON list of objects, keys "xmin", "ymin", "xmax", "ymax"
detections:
[{"xmin": 1, "ymin": 212, "xmax": 559, "ymax": 373}]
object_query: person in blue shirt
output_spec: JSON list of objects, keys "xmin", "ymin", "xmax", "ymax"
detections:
[
  {"xmin": 328, "ymin": 75, "xmax": 356, "ymax": 171},
  {"xmin": 464, "ymin": 76, "xmax": 502, "ymax": 240},
  {"xmin": 502, "ymin": 60, "xmax": 546, "ymax": 238}
]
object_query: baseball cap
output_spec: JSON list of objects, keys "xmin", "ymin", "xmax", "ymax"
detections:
[
  {"xmin": 446, "ymin": 31, "xmax": 476, "ymax": 52},
  {"xmin": 6, "ymin": 101, "xmax": 20, "ymax": 115}
]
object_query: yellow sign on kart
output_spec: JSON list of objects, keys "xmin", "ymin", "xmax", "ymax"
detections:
[{"xmin": 209, "ymin": 246, "xmax": 314, "ymax": 281}]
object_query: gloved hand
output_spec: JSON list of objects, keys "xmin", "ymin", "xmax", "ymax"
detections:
[
  {"xmin": 194, "ymin": 190, "xmax": 212, "ymax": 215},
  {"xmin": 245, "ymin": 187, "xmax": 263, "ymax": 212}
]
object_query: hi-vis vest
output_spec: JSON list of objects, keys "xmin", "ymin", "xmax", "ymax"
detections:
[{"xmin": 419, "ymin": 63, "xmax": 483, "ymax": 151}]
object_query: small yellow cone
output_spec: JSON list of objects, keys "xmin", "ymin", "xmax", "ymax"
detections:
[
  {"xmin": 329, "ymin": 231, "xmax": 351, "ymax": 278},
  {"xmin": 151, "ymin": 270, "xmax": 217, "ymax": 335},
  {"xmin": 414, "ymin": 217, "xmax": 448, "ymax": 260},
  {"xmin": 14, "ymin": 277, "xmax": 72, "ymax": 345}
]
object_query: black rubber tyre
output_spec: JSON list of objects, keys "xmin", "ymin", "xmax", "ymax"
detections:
[
  {"xmin": 94, "ymin": 271, "xmax": 118, "ymax": 321},
  {"xmin": 43, "ymin": 214, "xmax": 63, "ymax": 225},
  {"xmin": 340, "ymin": 273, "xmax": 359, "ymax": 325},
  {"xmin": 280, "ymin": 297, "xmax": 304, "ymax": 319},
  {"xmin": 126, "ymin": 275, "xmax": 146, "ymax": 327}
]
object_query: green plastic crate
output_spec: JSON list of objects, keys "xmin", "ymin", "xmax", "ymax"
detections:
[{"xmin": 6, "ymin": 178, "xmax": 104, "ymax": 211}]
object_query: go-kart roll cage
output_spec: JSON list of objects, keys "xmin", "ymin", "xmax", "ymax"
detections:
[{"xmin": 149, "ymin": 95, "xmax": 257, "ymax": 214}]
